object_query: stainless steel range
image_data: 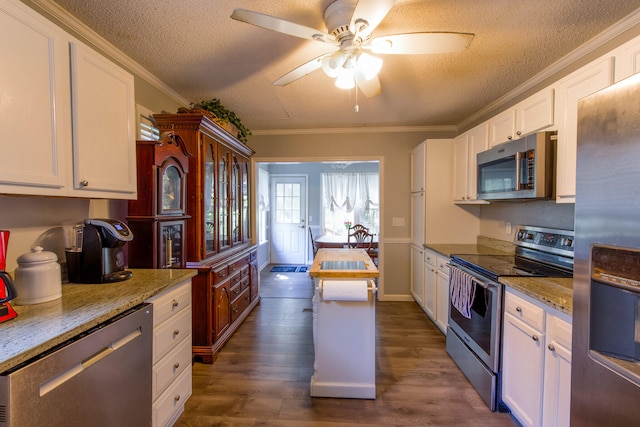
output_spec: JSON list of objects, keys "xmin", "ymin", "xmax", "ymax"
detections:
[{"xmin": 446, "ymin": 225, "xmax": 574, "ymax": 411}]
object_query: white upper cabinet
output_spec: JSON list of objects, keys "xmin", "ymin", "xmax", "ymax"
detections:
[
  {"xmin": 554, "ymin": 56, "xmax": 614, "ymax": 203},
  {"xmin": 0, "ymin": 0, "xmax": 70, "ymax": 196},
  {"xmin": 453, "ymin": 123, "xmax": 489, "ymax": 203},
  {"xmin": 613, "ymin": 35, "xmax": 640, "ymax": 82},
  {"xmin": 411, "ymin": 142, "xmax": 426, "ymax": 193},
  {"xmin": 69, "ymin": 42, "xmax": 137, "ymax": 198},
  {"xmin": 0, "ymin": 0, "xmax": 136, "ymax": 199},
  {"xmin": 489, "ymin": 88, "xmax": 555, "ymax": 147}
]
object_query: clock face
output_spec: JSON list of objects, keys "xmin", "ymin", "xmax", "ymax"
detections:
[{"xmin": 161, "ymin": 164, "xmax": 183, "ymax": 213}]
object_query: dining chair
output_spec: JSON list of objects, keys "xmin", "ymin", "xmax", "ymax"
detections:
[
  {"xmin": 347, "ymin": 228, "xmax": 374, "ymax": 254},
  {"xmin": 349, "ymin": 223, "xmax": 368, "ymax": 233},
  {"xmin": 309, "ymin": 227, "xmax": 319, "ymax": 257}
]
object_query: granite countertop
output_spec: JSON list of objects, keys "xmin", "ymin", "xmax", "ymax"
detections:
[
  {"xmin": 499, "ymin": 276, "xmax": 573, "ymax": 315},
  {"xmin": 425, "ymin": 243, "xmax": 513, "ymax": 258},
  {"xmin": 0, "ymin": 268, "xmax": 196, "ymax": 373},
  {"xmin": 426, "ymin": 241, "xmax": 573, "ymax": 316},
  {"xmin": 309, "ymin": 248, "xmax": 379, "ymax": 279}
]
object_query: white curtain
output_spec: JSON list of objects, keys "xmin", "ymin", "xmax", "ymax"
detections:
[{"xmin": 321, "ymin": 172, "xmax": 380, "ymax": 234}]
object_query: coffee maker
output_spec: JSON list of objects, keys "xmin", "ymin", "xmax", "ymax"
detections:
[
  {"xmin": 66, "ymin": 219, "xmax": 134, "ymax": 284},
  {"xmin": 0, "ymin": 230, "xmax": 18, "ymax": 322}
]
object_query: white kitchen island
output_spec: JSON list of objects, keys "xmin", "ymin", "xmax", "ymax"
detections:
[{"xmin": 308, "ymin": 248, "xmax": 379, "ymax": 399}]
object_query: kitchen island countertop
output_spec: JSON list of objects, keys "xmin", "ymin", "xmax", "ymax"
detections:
[
  {"xmin": 309, "ymin": 248, "xmax": 379, "ymax": 279},
  {"xmin": 0, "ymin": 268, "xmax": 196, "ymax": 373}
]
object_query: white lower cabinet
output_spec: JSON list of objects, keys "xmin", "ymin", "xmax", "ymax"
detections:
[
  {"xmin": 501, "ymin": 287, "xmax": 572, "ymax": 427},
  {"xmin": 410, "ymin": 244, "xmax": 425, "ymax": 307},
  {"xmin": 421, "ymin": 248, "xmax": 450, "ymax": 335},
  {"xmin": 146, "ymin": 279, "xmax": 193, "ymax": 427}
]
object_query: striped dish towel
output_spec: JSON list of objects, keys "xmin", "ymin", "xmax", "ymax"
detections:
[{"xmin": 450, "ymin": 266, "xmax": 476, "ymax": 319}]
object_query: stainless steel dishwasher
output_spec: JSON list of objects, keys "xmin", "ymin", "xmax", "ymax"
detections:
[{"xmin": 0, "ymin": 304, "xmax": 153, "ymax": 426}]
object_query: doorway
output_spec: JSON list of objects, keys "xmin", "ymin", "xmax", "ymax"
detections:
[{"xmin": 269, "ymin": 175, "xmax": 307, "ymax": 265}]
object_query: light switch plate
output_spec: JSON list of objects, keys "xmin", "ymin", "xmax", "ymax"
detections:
[{"xmin": 392, "ymin": 217, "xmax": 405, "ymax": 226}]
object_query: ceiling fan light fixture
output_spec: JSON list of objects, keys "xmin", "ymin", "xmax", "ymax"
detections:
[
  {"xmin": 321, "ymin": 50, "xmax": 348, "ymax": 77},
  {"xmin": 335, "ymin": 67, "xmax": 356, "ymax": 89},
  {"xmin": 356, "ymin": 52, "xmax": 383, "ymax": 80}
]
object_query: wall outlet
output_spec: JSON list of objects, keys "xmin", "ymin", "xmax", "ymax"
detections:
[
  {"xmin": 392, "ymin": 217, "xmax": 405, "ymax": 227},
  {"xmin": 506, "ymin": 221, "xmax": 512, "ymax": 235}
]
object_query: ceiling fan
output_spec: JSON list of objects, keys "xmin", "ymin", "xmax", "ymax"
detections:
[{"xmin": 230, "ymin": 0, "xmax": 474, "ymax": 97}]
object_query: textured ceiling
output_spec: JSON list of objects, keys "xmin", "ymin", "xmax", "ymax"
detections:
[{"xmin": 45, "ymin": 0, "xmax": 640, "ymax": 132}]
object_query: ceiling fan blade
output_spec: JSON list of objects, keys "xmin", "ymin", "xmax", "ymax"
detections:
[
  {"xmin": 231, "ymin": 9, "xmax": 337, "ymax": 44},
  {"xmin": 273, "ymin": 55, "xmax": 327, "ymax": 86},
  {"xmin": 369, "ymin": 32, "xmax": 474, "ymax": 55},
  {"xmin": 357, "ymin": 75, "xmax": 381, "ymax": 98},
  {"xmin": 351, "ymin": 0, "xmax": 396, "ymax": 39}
]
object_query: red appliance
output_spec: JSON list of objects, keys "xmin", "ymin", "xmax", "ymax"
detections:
[{"xmin": 0, "ymin": 230, "xmax": 18, "ymax": 322}]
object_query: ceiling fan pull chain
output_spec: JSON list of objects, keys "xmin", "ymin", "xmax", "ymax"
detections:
[{"xmin": 355, "ymin": 84, "xmax": 359, "ymax": 112}]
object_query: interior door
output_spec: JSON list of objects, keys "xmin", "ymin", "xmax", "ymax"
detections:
[{"xmin": 270, "ymin": 176, "xmax": 307, "ymax": 265}]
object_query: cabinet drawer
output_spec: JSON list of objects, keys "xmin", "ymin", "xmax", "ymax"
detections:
[
  {"xmin": 424, "ymin": 250, "xmax": 437, "ymax": 267},
  {"xmin": 153, "ymin": 307, "xmax": 191, "ymax": 363},
  {"xmin": 505, "ymin": 290, "xmax": 545, "ymax": 331},
  {"xmin": 212, "ymin": 265, "xmax": 229, "ymax": 285},
  {"xmin": 152, "ymin": 364, "xmax": 192, "ymax": 427},
  {"xmin": 437, "ymin": 256, "xmax": 450, "ymax": 275},
  {"xmin": 231, "ymin": 288, "xmax": 251, "ymax": 322},
  {"xmin": 229, "ymin": 255, "xmax": 249, "ymax": 275},
  {"xmin": 153, "ymin": 335, "xmax": 192, "ymax": 400},
  {"xmin": 148, "ymin": 280, "xmax": 191, "ymax": 326},
  {"xmin": 547, "ymin": 314, "xmax": 572, "ymax": 350},
  {"xmin": 229, "ymin": 280, "xmax": 243, "ymax": 301},
  {"xmin": 240, "ymin": 264, "xmax": 250, "ymax": 278}
]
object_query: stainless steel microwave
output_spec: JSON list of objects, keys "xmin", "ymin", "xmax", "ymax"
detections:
[{"xmin": 476, "ymin": 131, "xmax": 556, "ymax": 201}]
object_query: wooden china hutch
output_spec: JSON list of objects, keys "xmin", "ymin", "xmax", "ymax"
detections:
[{"xmin": 147, "ymin": 113, "xmax": 258, "ymax": 363}]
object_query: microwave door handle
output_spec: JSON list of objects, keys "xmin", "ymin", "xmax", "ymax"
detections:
[{"xmin": 515, "ymin": 151, "xmax": 523, "ymax": 190}]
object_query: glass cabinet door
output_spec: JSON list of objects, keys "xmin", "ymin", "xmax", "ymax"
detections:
[
  {"xmin": 203, "ymin": 136, "xmax": 216, "ymax": 256},
  {"xmin": 218, "ymin": 146, "xmax": 230, "ymax": 250},
  {"xmin": 159, "ymin": 220, "xmax": 185, "ymax": 268},
  {"xmin": 241, "ymin": 158, "xmax": 250, "ymax": 242},
  {"xmin": 231, "ymin": 155, "xmax": 241, "ymax": 244},
  {"xmin": 158, "ymin": 160, "xmax": 185, "ymax": 215}
]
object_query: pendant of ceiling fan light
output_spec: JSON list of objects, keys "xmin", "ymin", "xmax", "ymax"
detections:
[
  {"xmin": 335, "ymin": 67, "xmax": 356, "ymax": 89},
  {"xmin": 321, "ymin": 50, "xmax": 348, "ymax": 78},
  {"xmin": 356, "ymin": 52, "xmax": 382, "ymax": 80}
]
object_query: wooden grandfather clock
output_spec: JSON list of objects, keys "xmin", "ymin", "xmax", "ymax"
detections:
[{"xmin": 127, "ymin": 131, "xmax": 192, "ymax": 268}]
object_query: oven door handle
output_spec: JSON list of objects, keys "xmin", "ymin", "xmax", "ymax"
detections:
[
  {"xmin": 451, "ymin": 264, "xmax": 497, "ymax": 290},
  {"xmin": 472, "ymin": 276, "xmax": 496, "ymax": 290}
]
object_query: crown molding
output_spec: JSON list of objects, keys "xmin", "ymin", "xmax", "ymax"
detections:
[
  {"xmin": 252, "ymin": 125, "xmax": 458, "ymax": 136},
  {"xmin": 29, "ymin": 0, "xmax": 191, "ymax": 107},
  {"xmin": 458, "ymin": 7, "xmax": 640, "ymax": 130}
]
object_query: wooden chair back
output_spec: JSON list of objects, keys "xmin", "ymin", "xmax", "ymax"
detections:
[
  {"xmin": 347, "ymin": 228, "xmax": 374, "ymax": 253},
  {"xmin": 309, "ymin": 227, "xmax": 319, "ymax": 256}
]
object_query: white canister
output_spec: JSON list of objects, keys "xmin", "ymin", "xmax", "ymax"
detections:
[{"xmin": 14, "ymin": 246, "xmax": 62, "ymax": 305}]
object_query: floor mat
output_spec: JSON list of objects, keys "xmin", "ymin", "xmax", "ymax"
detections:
[
  {"xmin": 297, "ymin": 266, "xmax": 309, "ymax": 273},
  {"xmin": 270, "ymin": 266, "xmax": 298, "ymax": 272}
]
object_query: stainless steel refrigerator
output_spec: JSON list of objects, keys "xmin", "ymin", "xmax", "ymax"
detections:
[{"xmin": 573, "ymin": 72, "xmax": 640, "ymax": 425}]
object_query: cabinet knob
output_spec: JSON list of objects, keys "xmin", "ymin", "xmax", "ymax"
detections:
[
  {"xmin": 508, "ymin": 135, "xmax": 513, "ymax": 140},
  {"xmin": 548, "ymin": 344, "xmax": 556, "ymax": 352},
  {"xmin": 173, "ymin": 329, "xmax": 180, "ymax": 337},
  {"xmin": 80, "ymin": 180, "xmax": 89, "ymax": 187},
  {"xmin": 515, "ymin": 306, "xmax": 522, "ymax": 313},
  {"xmin": 532, "ymin": 335, "xmax": 539, "ymax": 342},
  {"xmin": 516, "ymin": 130, "xmax": 522, "ymax": 136},
  {"xmin": 172, "ymin": 300, "xmax": 179, "ymax": 309},
  {"xmin": 174, "ymin": 362, "xmax": 180, "ymax": 370},
  {"xmin": 174, "ymin": 394, "xmax": 181, "ymax": 402}
]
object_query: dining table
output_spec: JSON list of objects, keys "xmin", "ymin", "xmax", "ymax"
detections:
[{"xmin": 314, "ymin": 234, "xmax": 379, "ymax": 249}]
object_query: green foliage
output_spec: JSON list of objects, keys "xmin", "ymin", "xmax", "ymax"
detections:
[{"xmin": 191, "ymin": 99, "xmax": 252, "ymax": 143}]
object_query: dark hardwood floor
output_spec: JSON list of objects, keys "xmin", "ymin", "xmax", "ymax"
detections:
[{"xmin": 175, "ymin": 265, "xmax": 516, "ymax": 426}]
